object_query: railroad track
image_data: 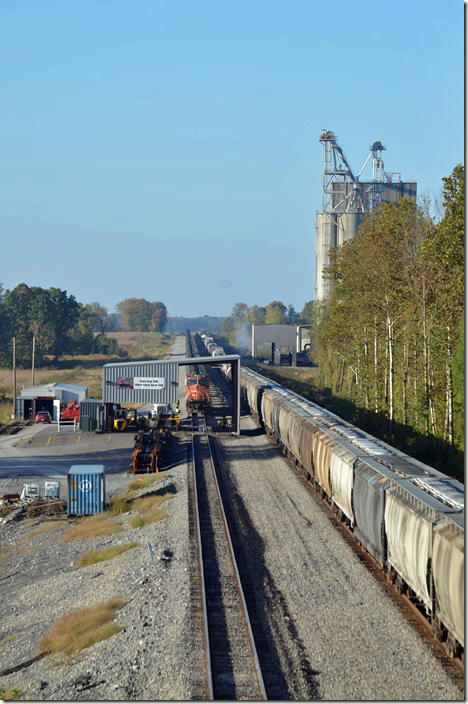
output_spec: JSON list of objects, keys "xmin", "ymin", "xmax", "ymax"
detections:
[{"xmin": 188, "ymin": 409, "xmax": 267, "ymax": 700}]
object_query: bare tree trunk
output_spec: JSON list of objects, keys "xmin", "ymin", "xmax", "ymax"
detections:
[
  {"xmin": 444, "ymin": 325, "xmax": 454, "ymax": 444},
  {"xmin": 402, "ymin": 332, "xmax": 408, "ymax": 426},
  {"xmin": 386, "ymin": 309, "xmax": 394, "ymax": 435},
  {"xmin": 413, "ymin": 334, "xmax": 419, "ymax": 428},
  {"xmin": 384, "ymin": 329, "xmax": 389, "ymax": 410},
  {"xmin": 364, "ymin": 335, "xmax": 370, "ymax": 410},
  {"xmin": 422, "ymin": 282, "xmax": 430, "ymax": 435},
  {"xmin": 374, "ymin": 317, "xmax": 379, "ymax": 413},
  {"xmin": 338, "ymin": 358, "xmax": 345, "ymax": 394},
  {"xmin": 428, "ymin": 343, "xmax": 437, "ymax": 436}
]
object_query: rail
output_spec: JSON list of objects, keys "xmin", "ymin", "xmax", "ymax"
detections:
[{"xmin": 190, "ymin": 409, "xmax": 267, "ymax": 700}]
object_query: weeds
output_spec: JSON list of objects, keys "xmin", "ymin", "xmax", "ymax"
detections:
[
  {"xmin": 130, "ymin": 509, "xmax": 166, "ymax": 529},
  {"xmin": 0, "ymin": 687, "xmax": 22, "ymax": 700},
  {"xmin": 74, "ymin": 543, "xmax": 138, "ymax": 567},
  {"xmin": 107, "ymin": 494, "xmax": 134, "ymax": 515},
  {"xmin": 38, "ymin": 598, "xmax": 126, "ymax": 656},
  {"xmin": 63, "ymin": 515, "xmax": 122, "ymax": 542},
  {"xmin": 127, "ymin": 475, "xmax": 163, "ymax": 491},
  {"xmin": 131, "ymin": 493, "xmax": 173, "ymax": 512}
]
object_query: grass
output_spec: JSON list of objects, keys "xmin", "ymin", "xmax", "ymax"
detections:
[
  {"xmin": 107, "ymin": 478, "xmax": 170, "ymax": 515},
  {"xmin": 131, "ymin": 493, "xmax": 173, "ymax": 511},
  {"xmin": 105, "ymin": 332, "xmax": 173, "ymax": 359},
  {"xmin": 63, "ymin": 514, "xmax": 122, "ymax": 542},
  {"xmin": 74, "ymin": 543, "xmax": 138, "ymax": 567},
  {"xmin": 38, "ymin": 597, "xmax": 126, "ymax": 656},
  {"xmin": 107, "ymin": 493, "xmax": 135, "ymax": 514},
  {"xmin": 127, "ymin": 475, "xmax": 163, "ymax": 491},
  {"xmin": 0, "ymin": 687, "xmax": 22, "ymax": 700},
  {"xmin": 0, "ymin": 400, "xmax": 13, "ymax": 426},
  {"xmin": 130, "ymin": 509, "xmax": 166, "ymax": 529}
]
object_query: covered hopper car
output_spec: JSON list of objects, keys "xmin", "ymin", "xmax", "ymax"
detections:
[{"xmin": 199, "ymin": 334, "xmax": 465, "ymax": 660}]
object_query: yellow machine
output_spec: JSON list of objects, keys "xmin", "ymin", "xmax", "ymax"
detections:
[{"xmin": 114, "ymin": 417, "xmax": 128, "ymax": 431}]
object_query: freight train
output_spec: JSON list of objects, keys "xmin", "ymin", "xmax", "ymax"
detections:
[{"xmin": 198, "ymin": 333, "xmax": 464, "ymax": 660}]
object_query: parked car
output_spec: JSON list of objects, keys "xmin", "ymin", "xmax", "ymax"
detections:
[{"xmin": 35, "ymin": 410, "xmax": 51, "ymax": 423}]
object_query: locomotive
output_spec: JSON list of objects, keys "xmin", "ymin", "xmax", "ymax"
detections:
[
  {"xmin": 185, "ymin": 373, "xmax": 210, "ymax": 408},
  {"xmin": 200, "ymin": 334, "xmax": 465, "ymax": 660}
]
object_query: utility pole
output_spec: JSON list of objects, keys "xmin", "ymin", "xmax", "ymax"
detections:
[
  {"xmin": 12, "ymin": 337, "xmax": 16, "ymax": 419},
  {"xmin": 32, "ymin": 335, "xmax": 35, "ymax": 386}
]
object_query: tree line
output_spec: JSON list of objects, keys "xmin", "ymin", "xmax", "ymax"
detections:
[
  {"xmin": 0, "ymin": 287, "xmax": 168, "ymax": 368},
  {"xmin": 313, "ymin": 165, "xmax": 464, "ymax": 455},
  {"xmin": 221, "ymin": 165, "xmax": 464, "ymax": 466}
]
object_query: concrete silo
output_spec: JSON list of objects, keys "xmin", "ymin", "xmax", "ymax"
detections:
[{"xmin": 315, "ymin": 133, "xmax": 417, "ymax": 300}]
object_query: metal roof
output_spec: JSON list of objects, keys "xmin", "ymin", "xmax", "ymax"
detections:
[
  {"xmin": 103, "ymin": 355, "xmax": 239, "ymax": 367},
  {"xmin": 68, "ymin": 464, "xmax": 105, "ymax": 475}
]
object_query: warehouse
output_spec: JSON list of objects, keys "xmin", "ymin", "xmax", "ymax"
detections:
[{"xmin": 15, "ymin": 383, "xmax": 88, "ymax": 421}]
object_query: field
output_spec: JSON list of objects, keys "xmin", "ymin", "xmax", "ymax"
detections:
[{"xmin": 0, "ymin": 332, "xmax": 174, "ymax": 414}]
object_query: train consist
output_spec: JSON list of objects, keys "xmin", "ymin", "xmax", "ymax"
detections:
[
  {"xmin": 185, "ymin": 373, "xmax": 210, "ymax": 408},
  {"xmin": 198, "ymin": 333, "xmax": 464, "ymax": 661}
]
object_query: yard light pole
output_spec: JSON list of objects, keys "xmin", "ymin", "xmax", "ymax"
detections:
[{"xmin": 32, "ymin": 335, "xmax": 35, "ymax": 386}]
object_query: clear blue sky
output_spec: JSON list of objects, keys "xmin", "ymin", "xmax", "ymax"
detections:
[{"xmin": 1, "ymin": 0, "xmax": 463, "ymax": 318}]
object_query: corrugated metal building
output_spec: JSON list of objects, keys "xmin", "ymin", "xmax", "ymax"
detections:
[
  {"xmin": 251, "ymin": 325, "xmax": 312, "ymax": 365},
  {"xmin": 16, "ymin": 383, "xmax": 88, "ymax": 420},
  {"xmin": 80, "ymin": 399, "xmax": 104, "ymax": 432},
  {"xmin": 102, "ymin": 361, "xmax": 180, "ymax": 405}
]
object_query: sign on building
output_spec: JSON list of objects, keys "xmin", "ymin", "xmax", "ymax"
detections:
[{"xmin": 133, "ymin": 377, "xmax": 166, "ymax": 390}]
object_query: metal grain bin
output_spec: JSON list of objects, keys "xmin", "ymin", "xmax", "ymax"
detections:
[{"xmin": 67, "ymin": 465, "xmax": 105, "ymax": 516}]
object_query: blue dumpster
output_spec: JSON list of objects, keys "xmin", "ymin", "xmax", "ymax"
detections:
[{"xmin": 67, "ymin": 465, "xmax": 105, "ymax": 515}]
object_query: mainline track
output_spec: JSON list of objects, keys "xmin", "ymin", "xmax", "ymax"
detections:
[{"xmin": 190, "ymin": 410, "xmax": 267, "ymax": 701}]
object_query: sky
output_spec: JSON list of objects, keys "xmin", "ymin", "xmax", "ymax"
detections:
[{"xmin": 0, "ymin": 0, "xmax": 463, "ymax": 319}]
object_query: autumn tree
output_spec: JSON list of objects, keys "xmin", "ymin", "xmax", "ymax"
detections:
[
  {"xmin": 265, "ymin": 301, "xmax": 287, "ymax": 324},
  {"xmin": 117, "ymin": 298, "xmax": 167, "ymax": 332}
]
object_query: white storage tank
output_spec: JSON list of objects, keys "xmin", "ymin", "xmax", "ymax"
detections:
[{"xmin": 44, "ymin": 481, "xmax": 60, "ymax": 499}]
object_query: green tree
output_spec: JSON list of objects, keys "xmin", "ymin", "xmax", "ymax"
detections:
[
  {"xmin": 246, "ymin": 305, "xmax": 266, "ymax": 324},
  {"xmin": 69, "ymin": 304, "xmax": 96, "ymax": 354},
  {"xmin": 149, "ymin": 302, "xmax": 168, "ymax": 332},
  {"xmin": 89, "ymin": 302, "xmax": 109, "ymax": 333},
  {"xmin": 422, "ymin": 164, "xmax": 464, "ymax": 444},
  {"xmin": 231, "ymin": 302, "xmax": 249, "ymax": 321},
  {"xmin": 265, "ymin": 301, "xmax": 287, "ymax": 324}
]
